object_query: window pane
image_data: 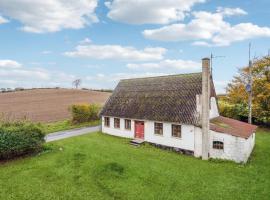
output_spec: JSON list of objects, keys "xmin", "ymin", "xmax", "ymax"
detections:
[
  {"xmin": 114, "ymin": 118, "xmax": 120, "ymax": 128},
  {"xmin": 154, "ymin": 123, "xmax": 163, "ymax": 135},
  {"xmin": 104, "ymin": 117, "xmax": 110, "ymax": 127},
  {"xmin": 213, "ymin": 141, "xmax": 224, "ymax": 150},
  {"xmin": 172, "ymin": 125, "xmax": 181, "ymax": 138},
  {"xmin": 125, "ymin": 119, "xmax": 131, "ymax": 130}
]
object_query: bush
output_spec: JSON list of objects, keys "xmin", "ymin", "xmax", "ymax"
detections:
[
  {"xmin": 218, "ymin": 100, "xmax": 250, "ymax": 121},
  {"xmin": 218, "ymin": 100, "xmax": 270, "ymax": 125},
  {"xmin": 70, "ymin": 104, "xmax": 101, "ymax": 124},
  {"xmin": 0, "ymin": 121, "xmax": 45, "ymax": 160}
]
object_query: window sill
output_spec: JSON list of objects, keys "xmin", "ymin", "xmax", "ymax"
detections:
[
  {"xmin": 212, "ymin": 149, "xmax": 224, "ymax": 152},
  {"xmin": 171, "ymin": 136, "xmax": 182, "ymax": 140},
  {"xmin": 154, "ymin": 133, "xmax": 164, "ymax": 137}
]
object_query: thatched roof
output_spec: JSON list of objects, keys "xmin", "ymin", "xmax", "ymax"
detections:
[{"xmin": 100, "ymin": 73, "xmax": 216, "ymax": 124}]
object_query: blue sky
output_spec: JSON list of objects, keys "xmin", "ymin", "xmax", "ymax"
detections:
[{"xmin": 0, "ymin": 0, "xmax": 269, "ymax": 93}]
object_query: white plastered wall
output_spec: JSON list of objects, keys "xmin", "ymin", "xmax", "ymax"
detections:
[
  {"xmin": 101, "ymin": 116, "xmax": 134, "ymax": 138},
  {"xmin": 196, "ymin": 95, "xmax": 219, "ymax": 119},
  {"xmin": 144, "ymin": 121, "xmax": 195, "ymax": 151},
  {"xmin": 194, "ymin": 128, "xmax": 255, "ymax": 163},
  {"xmin": 102, "ymin": 116, "xmax": 195, "ymax": 151}
]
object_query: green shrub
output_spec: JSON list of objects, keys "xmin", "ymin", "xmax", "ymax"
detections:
[
  {"xmin": 218, "ymin": 100, "xmax": 248, "ymax": 121},
  {"xmin": 218, "ymin": 100, "xmax": 270, "ymax": 125},
  {"xmin": 0, "ymin": 121, "xmax": 45, "ymax": 160},
  {"xmin": 70, "ymin": 104, "xmax": 101, "ymax": 124}
]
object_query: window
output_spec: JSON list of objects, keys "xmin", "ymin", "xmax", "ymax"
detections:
[
  {"xmin": 154, "ymin": 122, "xmax": 163, "ymax": 135},
  {"xmin": 172, "ymin": 124, "xmax": 181, "ymax": 138},
  {"xmin": 114, "ymin": 118, "xmax": 120, "ymax": 128},
  {"xmin": 213, "ymin": 141, "xmax": 224, "ymax": 150},
  {"xmin": 125, "ymin": 119, "xmax": 131, "ymax": 130},
  {"xmin": 104, "ymin": 117, "xmax": 110, "ymax": 127}
]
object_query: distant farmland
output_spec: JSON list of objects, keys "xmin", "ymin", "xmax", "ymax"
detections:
[{"xmin": 0, "ymin": 89, "xmax": 111, "ymax": 122}]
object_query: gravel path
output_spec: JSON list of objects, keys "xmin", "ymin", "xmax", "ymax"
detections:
[{"xmin": 45, "ymin": 126, "xmax": 101, "ymax": 142}]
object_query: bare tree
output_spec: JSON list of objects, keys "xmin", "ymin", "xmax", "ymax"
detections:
[{"xmin": 72, "ymin": 79, "xmax": 82, "ymax": 89}]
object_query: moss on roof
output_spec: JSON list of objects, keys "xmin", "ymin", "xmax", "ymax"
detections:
[
  {"xmin": 210, "ymin": 119, "xmax": 231, "ymax": 128},
  {"xmin": 100, "ymin": 72, "xmax": 217, "ymax": 124},
  {"xmin": 210, "ymin": 116, "xmax": 257, "ymax": 138}
]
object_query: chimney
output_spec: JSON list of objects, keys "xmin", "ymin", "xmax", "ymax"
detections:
[{"xmin": 201, "ymin": 57, "xmax": 210, "ymax": 160}]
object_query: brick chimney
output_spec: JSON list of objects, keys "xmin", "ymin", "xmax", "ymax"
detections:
[{"xmin": 202, "ymin": 57, "xmax": 210, "ymax": 160}]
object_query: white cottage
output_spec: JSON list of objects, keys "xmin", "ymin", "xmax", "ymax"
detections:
[{"xmin": 100, "ymin": 58, "xmax": 257, "ymax": 163}]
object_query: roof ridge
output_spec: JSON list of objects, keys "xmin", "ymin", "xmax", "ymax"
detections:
[{"xmin": 120, "ymin": 72, "xmax": 202, "ymax": 81}]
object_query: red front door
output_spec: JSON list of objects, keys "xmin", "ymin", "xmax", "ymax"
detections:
[{"xmin": 135, "ymin": 121, "xmax": 144, "ymax": 139}]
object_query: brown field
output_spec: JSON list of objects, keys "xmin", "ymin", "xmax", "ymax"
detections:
[{"xmin": 0, "ymin": 89, "xmax": 111, "ymax": 123}]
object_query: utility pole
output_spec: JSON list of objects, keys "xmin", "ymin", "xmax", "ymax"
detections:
[{"xmin": 247, "ymin": 43, "xmax": 253, "ymax": 124}]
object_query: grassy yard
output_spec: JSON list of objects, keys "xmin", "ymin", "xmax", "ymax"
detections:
[
  {"xmin": 42, "ymin": 119, "xmax": 101, "ymax": 134},
  {"xmin": 0, "ymin": 129, "xmax": 269, "ymax": 200}
]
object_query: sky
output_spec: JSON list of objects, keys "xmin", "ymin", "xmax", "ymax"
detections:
[{"xmin": 0, "ymin": 0, "xmax": 270, "ymax": 94}]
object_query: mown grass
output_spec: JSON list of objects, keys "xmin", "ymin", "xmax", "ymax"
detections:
[
  {"xmin": 42, "ymin": 119, "xmax": 101, "ymax": 134},
  {"xmin": 0, "ymin": 128, "xmax": 269, "ymax": 200}
]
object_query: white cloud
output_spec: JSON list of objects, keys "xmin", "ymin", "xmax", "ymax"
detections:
[
  {"xmin": 85, "ymin": 72, "xmax": 169, "ymax": 88},
  {"xmin": 143, "ymin": 8, "xmax": 270, "ymax": 46},
  {"xmin": 127, "ymin": 59, "xmax": 200, "ymax": 71},
  {"xmin": 0, "ymin": 15, "xmax": 8, "ymax": 24},
  {"xmin": 0, "ymin": 59, "xmax": 76, "ymax": 88},
  {"xmin": 79, "ymin": 37, "xmax": 92, "ymax": 44},
  {"xmin": 64, "ymin": 44, "xmax": 167, "ymax": 61},
  {"xmin": 216, "ymin": 7, "xmax": 247, "ymax": 16},
  {"xmin": 0, "ymin": 68, "xmax": 50, "ymax": 81},
  {"xmin": 211, "ymin": 23, "xmax": 270, "ymax": 46},
  {"xmin": 105, "ymin": 0, "xmax": 205, "ymax": 24},
  {"xmin": 0, "ymin": 0, "xmax": 98, "ymax": 33},
  {"xmin": 143, "ymin": 11, "xmax": 226, "ymax": 42},
  {"xmin": 192, "ymin": 41, "xmax": 212, "ymax": 47},
  {"xmin": 0, "ymin": 59, "xmax": 22, "ymax": 68}
]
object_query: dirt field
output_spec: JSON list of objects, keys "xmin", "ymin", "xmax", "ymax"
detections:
[{"xmin": 0, "ymin": 89, "xmax": 111, "ymax": 123}]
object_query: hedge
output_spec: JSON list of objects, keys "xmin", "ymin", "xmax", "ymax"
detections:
[
  {"xmin": 0, "ymin": 122, "xmax": 45, "ymax": 160},
  {"xmin": 70, "ymin": 104, "xmax": 101, "ymax": 124},
  {"xmin": 219, "ymin": 100, "xmax": 270, "ymax": 126}
]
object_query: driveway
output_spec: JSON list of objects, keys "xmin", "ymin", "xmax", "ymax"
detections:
[{"xmin": 45, "ymin": 125, "xmax": 101, "ymax": 142}]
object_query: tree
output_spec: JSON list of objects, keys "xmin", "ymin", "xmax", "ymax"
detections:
[
  {"xmin": 72, "ymin": 79, "xmax": 82, "ymax": 89},
  {"xmin": 224, "ymin": 55, "xmax": 270, "ymax": 124}
]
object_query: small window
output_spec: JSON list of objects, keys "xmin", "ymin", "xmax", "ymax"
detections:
[
  {"xmin": 125, "ymin": 119, "xmax": 131, "ymax": 130},
  {"xmin": 172, "ymin": 124, "xmax": 181, "ymax": 138},
  {"xmin": 213, "ymin": 141, "xmax": 224, "ymax": 150},
  {"xmin": 104, "ymin": 117, "xmax": 110, "ymax": 127},
  {"xmin": 114, "ymin": 118, "xmax": 120, "ymax": 129},
  {"xmin": 154, "ymin": 122, "xmax": 163, "ymax": 135}
]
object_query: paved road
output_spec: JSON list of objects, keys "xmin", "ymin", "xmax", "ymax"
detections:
[{"xmin": 45, "ymin": 126, "xmax": 101, "ymax": 142}]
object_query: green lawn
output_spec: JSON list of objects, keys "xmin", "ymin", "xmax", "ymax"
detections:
[
  {"xmin": 42, "ymin": 119, "xmax": 101, "ymax": 134},
  {"xmin": 0, "ymin": 129, "xmax": 270, "ymax": 200}
]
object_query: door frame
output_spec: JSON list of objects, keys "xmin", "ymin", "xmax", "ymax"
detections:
[{"xmin": 134, "ymin": 121, "xmax": 145, "ymax": 139}]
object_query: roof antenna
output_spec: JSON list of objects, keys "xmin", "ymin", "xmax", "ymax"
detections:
[{"xmin": 210, "ymin": 53, "xmax": 225, "ymax": 77}]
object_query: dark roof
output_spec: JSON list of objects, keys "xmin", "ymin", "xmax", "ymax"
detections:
[
  {"xmin": 100, "ymin": 72, "xmax": 216, "ymax": 124},
  {"xmin": 210, "ymin": 116, "xmax": 257, "ymax": 138}
]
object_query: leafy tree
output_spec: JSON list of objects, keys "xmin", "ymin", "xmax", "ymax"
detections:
[
  {"xmin": 72, "ymin": 79, "xmax": 82, "ymax": 89},
  {"xmin": 224, "ymin": 55, "xmax": 270, "ymax": 125}
]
